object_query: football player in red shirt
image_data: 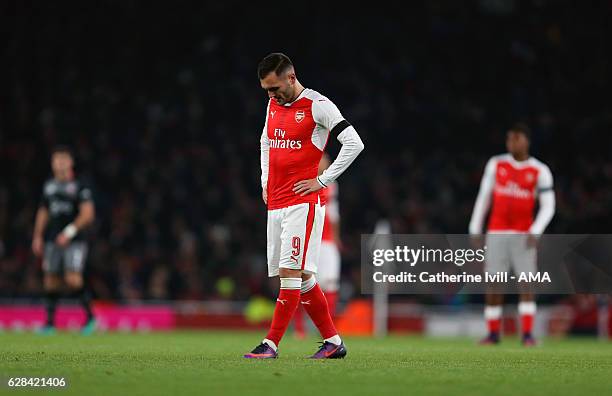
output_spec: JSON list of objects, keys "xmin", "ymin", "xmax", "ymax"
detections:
[
  {"xmin": 244, "ymin": 53, "xmax": 364, "ymax": 359},
  {"xmin": 469, "ymin": 124, "xmax": 555, "ymax": 346}
]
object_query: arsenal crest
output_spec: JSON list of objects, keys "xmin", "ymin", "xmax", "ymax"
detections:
[{"xmin": 295, "ymin": 110, "xmax": 305, "ymax": 123}]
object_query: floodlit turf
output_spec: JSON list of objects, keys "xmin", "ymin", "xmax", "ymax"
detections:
[{"xmin": 1, "ymin": 330, "xmax": 611, "ymax": 396}]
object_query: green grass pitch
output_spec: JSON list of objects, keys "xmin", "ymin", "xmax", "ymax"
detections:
[{"xmin": 1, "ymin": 330, "xmax": 611, "ymax": 396}]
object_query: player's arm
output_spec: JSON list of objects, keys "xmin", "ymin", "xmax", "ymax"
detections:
[
  {"xmin": 260, "ymin": 101, "xmax": 271, "ymax": 204},
  {"xmin": 55, "ymin": 186, "xmax": 95, "ymax": 247},
  {"xmin": 529, "ymin": 165, "xmax": 555, "ymax": 236},
  {"xmin": 468, "ymin": 157, "xmax": 496, "ymax": 236},
  {"xmin": 293, "ymin": 99, "xmax": 364, "ymax": 196},
  {"xmin": 32, "ymin": 206, "xmax": 49, "ymax": 257}
]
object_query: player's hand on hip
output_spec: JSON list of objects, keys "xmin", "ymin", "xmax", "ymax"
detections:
[
  {"xmin": 55, "ymin": 233, "xmax": 70, "ymax": 248},
  {"xmin": 293, "ymin": 178, "xmax": 323, "ymax": 196},
  {"xmin": 32, "ymin": 236, "xmax": 44, "ymax": 257},
  {"xmin": 262, "ymin": 188, "xmax": 268, "ymax": 205}
]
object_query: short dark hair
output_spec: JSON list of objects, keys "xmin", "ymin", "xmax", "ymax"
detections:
[
  {"xmin": 509, "ymin": 122, "xmax": 531, "ymax": 139},
  {"xmin": 51, "ymin": 145, "xmax": 73, "ymax": 158},
  {"xmin": 257, "ymin": 53, "xmax": 293, "ymax": 79}
]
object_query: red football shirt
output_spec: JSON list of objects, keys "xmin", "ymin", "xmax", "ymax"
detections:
[
  {"xmin": 475, "ymin": 154, "xmax": 554, "ymax": 232},
  {"xmin": 261, "ymin": 89, "xmax": 345, "ymax": 210}
]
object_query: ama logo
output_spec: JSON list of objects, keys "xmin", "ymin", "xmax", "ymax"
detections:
[{"xmin": 518, "ymin": 272, "xmax": 551, "ymax": 282}]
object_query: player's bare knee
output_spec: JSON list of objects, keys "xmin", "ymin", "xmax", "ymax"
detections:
[
  {"xmin": 279, "ymin": 268, "xmax": 301, "ymax": 279},
  {"xmin": 64, "ymin": 273, "xmax": 83, "ymax": 289},
  {"xmin": 301, "ymin": 273, "xmax": 313, "ymax": 281},
  {"xmin": 485, "ymin": 293, "xmax": 503, "ymax": 305},
  {"xmin": 44, "ymin": 275, "xmax": 62, "ymax": 291}
]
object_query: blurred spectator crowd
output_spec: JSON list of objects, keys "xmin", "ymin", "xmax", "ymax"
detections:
[{"xmin": 1, "ymin": 1, "xmax": 611, "ymax": 303}]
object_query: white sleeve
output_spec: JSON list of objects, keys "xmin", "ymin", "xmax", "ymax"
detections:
[
  {"xmin": 468, "ymin": 157, "xmax": 497, "ymax": 234},
  {"xmin": 536, "ymin": 164, "xmax": 554, "ymax": 192},
  {"xmin": 529, "ymin": 165, "xmax": 555, "ymax": 235},
  {"xmin": 312, "ymin": 98, "xmax": 364, "ymax": 187},
  {"xmin": 260, "ymin": 101, "xmax": 271, "ymax": 189}
]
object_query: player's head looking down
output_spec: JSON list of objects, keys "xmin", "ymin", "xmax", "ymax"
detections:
[
  {"xmin": 50, "ymin": 145, "xmax": 74, "ymax": 181},
  {"xmin": 506, "ymin": 123, "xmax": 531, "ymax": 160},
  {"xmin": 258, "ymin": 53, "xmax": 303, "ymax": 105}
]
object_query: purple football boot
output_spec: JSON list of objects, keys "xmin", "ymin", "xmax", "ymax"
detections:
[
  {"xmin": 243, "ymin": 342, "xmax": 278, "ymax": 359},
  {"xmin": 522, "ymin": 334, "xmax": 538, "ymax": 347},
  {"xmin": 309, "ymin": 341, "xmax": 347, "ymax": 359},
  {"xmin": 479, "ymin": 333, "xmax": 500, "ymax": 345}
]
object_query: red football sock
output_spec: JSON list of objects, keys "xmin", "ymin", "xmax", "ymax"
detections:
[
  {"xmin": 265, "ymin": 288, "xmax": 300, "ymax": 347},
  {"xmin": 293, "ymin": 305, "xmax": 306, "ymax": 336},
  {"xmin": 324, "ymin": 290, "xmax": 338, "ymax": 320},
  {"xmin": 521, "ymin": 314, "xmax": 534, "ymax": 335},
  {"xmin": 518, "ymin": 301, "xmax": 536, "ymax": 336},
  {"xmin": 301, "ymin": 283, "xmax": 338, "ymax": 340},
  {"xmin": 484, "ymin": 305, "xmax": 502, "ymax": 335},
  {"xmin": 487, "ymin": 318, "xmax": 501, "ymax": 334}
]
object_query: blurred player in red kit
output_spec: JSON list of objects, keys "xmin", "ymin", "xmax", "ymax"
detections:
[
  {"xmin": 293, "ymin": 153, "xmax": 342, "ymax": 339},
  {"xmin": 469, "ymin": 124, "xmax": 555, "ymax": 346},
  {"xmin": 244, "ymin": 53, "xmax": 364, "ymax": 359}
]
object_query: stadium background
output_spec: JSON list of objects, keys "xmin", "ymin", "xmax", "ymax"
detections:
[{"xmin": 1, "ymin": 1, "xmax": 611, "ymax": 335}]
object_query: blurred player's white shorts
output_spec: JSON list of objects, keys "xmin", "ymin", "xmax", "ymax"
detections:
[
  {"xmin": 317, "ymin": 241, "xmax": 341, "ymax": 292},
  {"xmin": 485, "ymin": 233, "xmax": 537, "ymax": 274},
  {"xmin": 267, "ymin": 202, "xmax": 325, "ymax": 277}
]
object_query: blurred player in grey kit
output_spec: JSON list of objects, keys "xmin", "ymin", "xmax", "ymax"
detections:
[{"xmin": 32, "ymin": 146, "xmax": 96, "ymax": 334}]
